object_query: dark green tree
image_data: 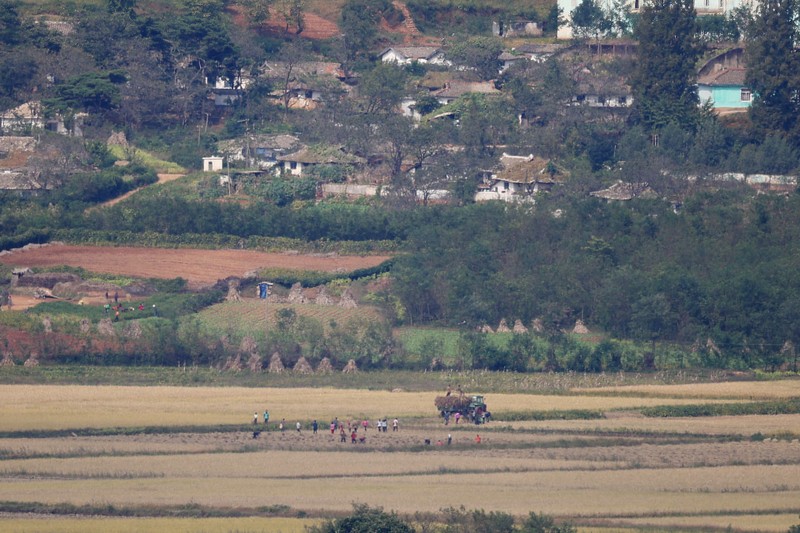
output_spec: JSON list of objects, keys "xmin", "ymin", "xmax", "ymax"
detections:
[
  {"xmin": 308, "ymin": 504, "xmax": 414, "ymax": 533},
  {"xmin": 339, "ymin": 0, "xmax": 389, "ymax": 63},
  {"xmin": 447, "ymin": 36, "xmax": 503, "ymax": 80},
  {"xmin": 630, "ymin": 0, "xmax": 702, "ymax": 130},
  {"xmin": 570, "ymin": 0, "xmax": 610, "ymax": 41},
  {"xmin": 745, "ymin": 0, "xmax": 800, "ymax": 145}
]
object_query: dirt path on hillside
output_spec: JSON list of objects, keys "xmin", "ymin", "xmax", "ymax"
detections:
[{"xmin": 101, "ymin": 173, "xmax": 185, "ymax": 208}]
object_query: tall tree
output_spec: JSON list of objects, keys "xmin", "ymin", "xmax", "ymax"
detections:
[
  {"xmin": 745, "ymin": 0, "xmax": 800, "ymax": 146},
  {"xmin": 630, "ymin": 0, "xmax": 702, "ymax": 130},
  {"xmin": 570, "ymin": 0, "xmax": 609, "ymax": 41}
]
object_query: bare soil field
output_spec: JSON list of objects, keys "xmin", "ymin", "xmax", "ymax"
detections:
[{"xmin": 0, "ymin": 244, "xmax": 391, "ymax": 286}]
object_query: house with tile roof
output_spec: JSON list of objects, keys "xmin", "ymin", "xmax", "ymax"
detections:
[
  {"xmin": 475, "ymin": 154, "xmax": 567, "ymax": 203},
  {"xmin": 378, "ymin": 46, "xmax": 449, "ymax": 66}
]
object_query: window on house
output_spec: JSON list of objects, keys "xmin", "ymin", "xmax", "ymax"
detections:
[
  {"xmin": 634, "ymin": 0, "xmax": 640, "ymax": 9},
  {"xmin": 618, "ymin": 96, "xmax": 628, "ymax": 105},
  {"xmin": 741, "ymin": 88, "xmax": 751, "ymax": 102},
  {"xmin": 704, "ymin": 0, "xmax": 710, "ymax": 7},
  {"xmin": 290, "ymin": 161, "xmax": 297, "ymax": 170},
  {"xmin": 576, "ymin": 94, "xmax": 586, "ymax": 102}
]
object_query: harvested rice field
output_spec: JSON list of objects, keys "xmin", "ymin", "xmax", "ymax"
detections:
[{"xmin": 0, "ymin": 377, "xmax": 799, "ymax": 532}]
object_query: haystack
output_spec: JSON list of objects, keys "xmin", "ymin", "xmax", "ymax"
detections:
[
  {"xmin": 287, "ymin": 283, "xmax": 308, "ymax": 304},
  {"xmin": 315, "ymin": 286, "xmax": 334, "ymax": 306},
  {"xmin": 124, "ymin": 321, "xmax": 142, "ymax": 339},
  {"xmin": 79, "ymin": 318, "xmax": 91, "ymax": 334},
  {"xmin": 225, "ymin": 279, "xmax": 242, "ymax": 302},
  {"xmin": 316, "ymin": 357, "xmax": 334, "ymax": 374},
  {"xmin": 240, "ymin": 335, "xmax": 258, "ymax": 356},
  {"xmin": 496, "ymin": 319, "xmax": 511, "ymax": 333},
  {"xmin": 531, "ymin": 318, "xmax": 544, "ymax": 333},
  {"xmin": 706, "ymin": 338, "xmax": 722, "ymax": 358},
  {"xmin": 513, "ymin": 319, "xmax": 528, "ymax": 333},
  {"xmin": 480, "ymin": 324, "xmax": 494, "ymax": 333},
  {"xmin": 342, "ymin": 359, "xmax": 359, "ymax": 373},
  {"xmin": 338, "ymin": 289, "xmax": 357, "ymax": 309},
  {"xmin": 223, "ymin": 354, "xmax": 243, "ymax": 372},
  {"xmin": 293, "ymin": 356, "xmax": 313, "ymax": 374},
  {"xmin": 97, "ymin": 318, "xmax": 116, "ymax": 336},
  {"xmin": 0, "ymin": 352, "xmax": 15, "ymax": 367},
  {"xmin": 42, "ymin": 316, "xmax": 52, "ymax": 334},
  {"xmin": 23, "ymin": 355, "xmax": 39, "ymax": 367},
  {"xmin": 572, "ymin": 320, "xmax": 590, "ymax": 334},
  {"xmin": 268, "ymin": 352, "xmax": 285, "ymax": 373},
  {"xmin": 247, "ymin": 353, "xmax": 262, "ymax": 372}
]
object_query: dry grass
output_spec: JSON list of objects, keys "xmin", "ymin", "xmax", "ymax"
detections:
[
  {"xmin": 510, "ymin": 413, "xmax": 800, "ymax": 435},
  {"xmin": 0, "ymin": 516, "xmax": 317, "ymax": 533},
  {"xmin": 615, "ymin": 513, "xmax": 800, "ymax": 531},
  {"xmin": 1, "ymin": 469, "xmax": 800, "ymax": 517},
  {"xmin": 0, "ymin": 450, "xmax": 621, "ymax": 479},
  {"xmin": 577, "ymin": 380, "xmax": 800, "ymax": 399},
  {"xmin": 0, "ymin": 385, "xmax": 743, "ymax": 431}
]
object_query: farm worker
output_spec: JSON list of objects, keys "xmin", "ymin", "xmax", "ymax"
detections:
[
  {"xmin": 264, "ymin": 410, "xmax": 269, "ymax": 424},
  {"xmin": 392, "ymin": 418, "xmax": 398, "ymax": 431},
  {"xmin": 296, "ymin": 421, "xmax": 301, "ymax": 432},
  {"xmin": 114, "ymin": 310, "xmax": 120, "ymax": 322},
  {"xmin": 253, "ymin": 412, "xmax": 258, "ymax": 425},
  {"xmin": 340, "ymin": 426, "xmax": 346, "ymax": 442},
  {"xmin": 312, "ymin": 420, "xmax": 318, "ymax": 434},
  {"xmin": 280, "ymin": 419, "xmax": 285, "ymax": 432},
  {"xmin": 152, "ymin": 304, "xmax": 158, "ymax": 317},
  {"xmin": 351, "ymin": 430, "xmax": 357, "ymax": 443},
  {"xmin": 330, "ymin": 421, "xmax": 336, "ymax": 434},
  {"xmin": 454, "ymin": 412, "xmax": 461, "ymax": 424},
  {"xmin": 105, "ymin": 291, "xmax": 109, "ymax": 300},
  {"xmin": 447, "ymin": 434, "xmax": 452, "ymax": 445},
  {"xmin": 362, "ymin": 419, "xmax": 368, "ymax": 432},
  {"xmin": 138, "ymin": 303, "xmax": 144, "ymax": 311},
  {"xmin": 114, "ymin": 291, "xmax": 118, "ymax": 303},
  {"xmin": 6, "ymin": 295, "xmax": 11, "ymax": 309},
  {"xmin": 104, "ymin": 303, "xmax": 110, "ymax": 314},
  {"xmin": 475, "ymin": 434, "xmax": 481, "ymax": 444}
]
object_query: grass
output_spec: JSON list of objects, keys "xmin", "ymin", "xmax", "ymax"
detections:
[
  {"xmin": 107, "ymin": 144, "xmax": 185, "ymax": 174},
  {"xmin": 195, "ymin": 300, "xmax": 386, "ymax": 337},
  {"xmin": 577, "ymin": 379, "xmax": 800, "ymax": 399}
]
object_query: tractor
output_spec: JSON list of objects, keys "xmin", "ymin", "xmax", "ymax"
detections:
[{"xmin": 435, "ymin": 393, "xmax": 490, "ymax": 424}]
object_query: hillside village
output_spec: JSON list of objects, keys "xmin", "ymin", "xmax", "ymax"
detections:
[{"xmin": 1, "ymin": 0, "xmax": 800, "ymax": 373}]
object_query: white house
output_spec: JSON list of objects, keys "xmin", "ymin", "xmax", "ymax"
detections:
[
  {"xmin": 276, "ymin": 145, "xmax": 365, "ymax": 177},
  {"xmin": 378, "ymin": 46, "xmax": 450, "ymax": 66},
  {"xmin": 475, "ymin": 154, "xmax": 566, "ymax": 203},
  {"xmin": 202, "ymin": 156, "xmax": 224, "ymax": 172},
  {"xmin": 557, "ymin": 0, "xmax": 757, "ymax": 39}
]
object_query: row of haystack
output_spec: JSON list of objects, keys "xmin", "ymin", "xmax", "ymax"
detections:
[
  {"xmin": 479, "ymin": 319, "xmax": 589, "ymax": 334},
  {"xmin": 221, "ymin": 352, "xmax": 359, "ymax": 374},
  {"xmin": 0, "ymin": 352, "xmax": 39, "ymax": 367}
]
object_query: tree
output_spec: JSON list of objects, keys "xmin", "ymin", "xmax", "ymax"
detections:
[
  {"xmin": 745, "ymin": 0, "xmax": 800, "ymax": 145},
  {"xmin": 308, "ymin": 504, "xmax": 414, "ymax": 533},
  {"xmin": 570, "ymin": 0, "xmax": 609, "ymax": 41},
  {"xmin": 340, "ymin": 0, "xmax": 389, "ymax": 63},
  {"xmin": 630, "ymin": 0, "xmax": 702, "ymax": 130},
  {"xmin": 447, "ymin": 36, "xmax": 503, "ymax": 80},
  {"xmin": 356, "ymin": 63, "xmax": 407, "ymax": 115},
  {"xmin": 107, "ymin": 0, "xmax": 137, "ymax": 16}
]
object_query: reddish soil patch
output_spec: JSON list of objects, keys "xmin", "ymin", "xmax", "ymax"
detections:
[{"xmin": 0, "ymin": 245, "xmax": 391, "ymax": 287}]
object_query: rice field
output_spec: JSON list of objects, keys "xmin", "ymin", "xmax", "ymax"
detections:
[
  {"xmin": 1, "ymin": 378, "xmax": 799, "ymax": 531},
  {"xmin": 0, "ymin": 385, "xmax": 745, "ymax": 431}
]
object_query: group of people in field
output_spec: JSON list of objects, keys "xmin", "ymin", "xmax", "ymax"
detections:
[{"xmin": 251, "ymin": 411, "xmax": 400, "ymax": 443}]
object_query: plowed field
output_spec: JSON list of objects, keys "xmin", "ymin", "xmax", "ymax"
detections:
[{"xmin": 0, "ymin": 244, "xmax": 391, "ymax": 286}]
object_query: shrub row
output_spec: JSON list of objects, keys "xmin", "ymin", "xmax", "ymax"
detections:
[{"xmin": 641, "ymin": 398, "xmax": 800, "ymax": 417}]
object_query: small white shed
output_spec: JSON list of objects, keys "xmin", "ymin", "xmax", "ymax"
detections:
[{"xmin": 202, "ymin": 156, "xmax": 224, "ymax": 172}]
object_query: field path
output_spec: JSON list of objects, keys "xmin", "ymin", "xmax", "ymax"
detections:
[
  {"xmin": 100, "ymin": 173, "xmax": 185, "ymax": 208},
  {"xmin": 0, "ymin": 244, "xmax": 391, "ymax": 286}
]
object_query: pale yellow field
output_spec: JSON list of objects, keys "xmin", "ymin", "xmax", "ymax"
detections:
[
  {"xmin": 0, "ymin": 385, "xmax": 742, "ymax": 431},
  {"xmin": 0, "ymin": 450, "xmax": 621, "ymax": 479},
  {"xmin": 1, "ymin": 466, "xmax": 800, "ymax": 517},
  {"xmin": 616, "ymin": 513, "xmax": 800, "ymax": 531},
  {"xmin": 511, "ymin": 413, "xmax": 800, "ymax": 435},
  {"xmin": 0, "ymin": 516, "xmax": 317, "ymax": 533},
  {"xmin": 577, "ymin": 379, "xmax": 800, "ymax": 399}
]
